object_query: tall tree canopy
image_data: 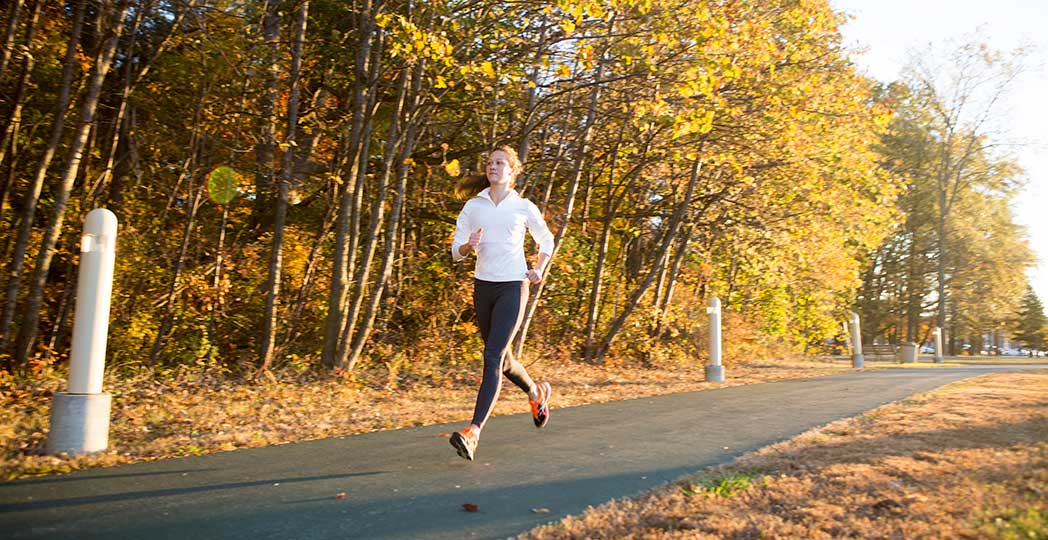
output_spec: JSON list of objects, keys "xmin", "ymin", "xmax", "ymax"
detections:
[
  {"xmin": 0, "ymin": 0, "xmax": 1029, "ymax": 376},
  {"xmin": 856, "ymin": 37, "xmax": 1034, "ymax": 353}
]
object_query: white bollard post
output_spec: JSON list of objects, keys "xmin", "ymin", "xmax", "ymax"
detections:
[
  {"xmin": 933, "ymin": 326, "xmax": 944, "ymax": 364},
  {"xmin": 705, "ymin": 296, "xmax": 724, "ymax": 383},
  {"xmin": 849, "ymin": 311, "xmax": 864, "ymax": 368},
  {"xmin": 47, "ymin": 209, "xmax": 117, "ymax": 456}
]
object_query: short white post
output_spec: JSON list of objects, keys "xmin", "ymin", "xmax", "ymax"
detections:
[
  {"xmin": 849, "ymin": 311, "xmax": 864, "ymax": 368},
  {"xmin": 705, "ymin": 296, "xmax": 724, "ymax": 382},
  {"xmin": 47, "ymin": 209, "xmax": 117, "ymax": 456},
  {"xmin": 933, "ymin": 326, "xmax": 944, "ymax": 364}
]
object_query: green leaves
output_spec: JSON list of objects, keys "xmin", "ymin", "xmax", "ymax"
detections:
[{"xmin": 1012, "ymin": 287, "xmax": 1047, "ymax": 351}]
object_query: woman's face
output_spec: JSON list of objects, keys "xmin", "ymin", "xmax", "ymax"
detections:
[{"xmin": 486, "ymin": 150, "xmax": 516, "ymax": 187}]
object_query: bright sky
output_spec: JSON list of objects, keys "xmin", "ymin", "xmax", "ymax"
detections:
[{"xmin": 830, "ymin": 0, "xmax": 1048, "ymax": 304}]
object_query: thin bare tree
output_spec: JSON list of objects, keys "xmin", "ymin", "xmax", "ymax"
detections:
[
  {"xmin": 148, "ymin": 83, "xmax": 208, "ymax": 365},
  {"xmin": 0, "ymin": 0, "xmax": 24, "ymax": 81},
  {"xmin": 513, "ymin": 45, "xmax": 611, "ymax": 361},
  {"xmin": 0, "ymin": 0, "xmax": 85, "ymax": 354},
  {"xmin": 260, "ymin": 0, "xmax": 309, "ymax": 372},
  {"xmin": 345, "ymin": 51, "xmax": 428, "ymax": 369},
  {"xmin": 322, "ymin": 0, "xmax": 383, "ymax": 369},
  {"xmin": 14, "ymin": 0, "xmax": 132, "ymax": 367},
  {"xmin": 593, "ymin": 156, "xmax": 702, "ymax": 363}
]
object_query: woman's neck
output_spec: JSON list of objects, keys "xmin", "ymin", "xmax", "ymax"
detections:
[{"xmin": 488, "ymin": 183, "xmax": 512, "ymax": 205}]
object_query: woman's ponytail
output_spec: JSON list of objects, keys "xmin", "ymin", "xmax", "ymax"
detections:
[{"xmin": 455, "ymin": 173, "xmax": 490, "ymax": 199}]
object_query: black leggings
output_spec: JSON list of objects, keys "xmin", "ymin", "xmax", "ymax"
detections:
[{"xmin": 470, "ymin": 279, "xmax": 536, "ymax": 429}]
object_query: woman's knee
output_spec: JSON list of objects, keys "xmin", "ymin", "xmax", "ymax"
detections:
[{"xmin": 482, "ymin": 351, "xmax": 504, "ymax": 372}]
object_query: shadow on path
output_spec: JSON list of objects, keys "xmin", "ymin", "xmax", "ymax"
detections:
[
  {"xmin": 0, "ymin": 471, "xmax": 384, "ymax": 513},
  {"xmin": 0, "ymin": 469, "xmax": 219, "ymax": 488}
]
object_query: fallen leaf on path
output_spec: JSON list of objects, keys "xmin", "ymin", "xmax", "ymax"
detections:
[{"xmin": 462, "ymin": 503, "xmax": 479, "ymax": 512}]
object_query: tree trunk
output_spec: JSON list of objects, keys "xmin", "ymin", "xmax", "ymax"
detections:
[
  {"xmin": 512, "ymin": 52, "xmax": 608, "ymax": 361},
  {"xmin": 321, "ymin": 3, "xmax": 378, "ymax": 368},
  {"xmin": 148, "ymin": 180, "xmax": 207, "ymax": 364},
  {"xmin": 516, "ymin": 18, "xmax": 549, "ymax": 165},
  {"xmin": 336, "ymin": 32, "xmax": 384, "ymax": 353},
  {"xmin": 106, "ymin": 1, "xmax": 193, "ymax": 216},
  {"xmin": 0, "ymin": 0, "xmax": 39, "ymax": 205},
  {"xmin": 904, "ymin": 230, "xmax": 919, "ymax": 342},
  {"xmin": 148, "ymin": 90, "xmax": 207, "ymax": 365},
  {"xmin": 583, "ymin": 129, "xmax": 646, "ymax": 361},
  {"xmin": 321, "ymin": 121, "xmax": 360, "ymax": 367},
  {"xmin": 105, "ymin": 102, "xmax": 139, "ymax": 219},
  {"xmin": 281, "ymin": 202, "xmax": 337, "ymax": 349},
  {"xmin": 43, "ymin": 258, "xmax": 76, "ymax": 358},
  {"xmin": 594, "ymin": 157, "xmax": 702, "ymax": 363},
  {"xmin": 936, "ymin": 173, "xmax": 948, "ymax": 350},
  {"xmin": 259, "ymin": 0, "xmax": 309, "ymax": 373},
  {"xmin": 251, "ymin": 0, "xmax": 280, "ymax": 231},
  {"xmin": 583, "ymin": 213, "xmax": 614, "ymax": 361},
  {"xmin": 346, "ymin": 67, "xmax": 421, "ymax": 370},
  {"xmin": 0, "ymin": 0, "xmax": 23, "ymax": 81},
  {"xmin": 86, "ymin": 2, "xmax": 144, "ymax": 207},
  {"xmin": 340, "ymin": 66, "xmax": 408, "ymax": 370},
  {"xmin": 0, "ymin": 0, "xmax": 85, "ymax": 351},
  {"xmin": 652, "ymin": 225, "xmax": 692, "ymax": 337},
  {"xmin": 915, "ymin": 47, "xmax": 1017, "ymax": 357},
  {"xmin": 12, "ymin": 0, "xmax": 128, "ymax": 367},
  {"xmin": 537, "ymin": 130, "xmax": 567, "ymax": 214},
  {"xmin": 206, "ymin": 204, "xmax": 229, "ymax": 364},
  {"xmin": 651, "ymin": 237, "xmax": 671, "ymax": 320}
]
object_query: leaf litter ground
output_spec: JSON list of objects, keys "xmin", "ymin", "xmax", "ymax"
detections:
[{"xmin": 517, "ymin": 370, "xmax": 1048, "ymax": 540}]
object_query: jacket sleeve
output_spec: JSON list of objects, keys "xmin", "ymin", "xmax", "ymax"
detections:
[
  {"xmin": 451, "ymin": 202, "xmax": 472, "ymax": 262},
  {"xmin": 526, "ymin": 201, "xmax": 555, "ymax": 257}
]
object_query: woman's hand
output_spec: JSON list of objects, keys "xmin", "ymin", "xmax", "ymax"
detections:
[
  {"xmin": 459, "ymin": 228, "xmax": 483, "ymax": 257},
  {"xmin": 468, "ymin": 228, "xmax": 484, "ymax": 249},
  {"xmin": 527, "ymin": 252, "xmax": 550, "ymax": 284}
]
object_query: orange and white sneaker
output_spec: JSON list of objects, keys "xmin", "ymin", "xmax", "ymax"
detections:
[
  {"xmin": 529, "ymin": 381, "xmax": 552, "ymax": 428},
  {"xmin": 450, "ymin": 425, "xmax": 480, "ymax": 461}
]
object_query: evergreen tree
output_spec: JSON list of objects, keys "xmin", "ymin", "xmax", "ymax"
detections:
[{"xmin": 1012, "ymin": 286, "xmax": 1047, "ymax": 352}]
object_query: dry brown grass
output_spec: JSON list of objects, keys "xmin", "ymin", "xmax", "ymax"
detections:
[
  {"xmin": 0, "ymin": 357, "xmax": 852, "ymax": 481},
  {"xmin": 519, "ymin": 370, "xmax": 1048, "ymax": 540}
]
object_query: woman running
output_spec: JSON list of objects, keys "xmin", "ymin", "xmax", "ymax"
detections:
[{"xmin": 449, "ymin": 145, "xmax": 555, "ymax": 461}]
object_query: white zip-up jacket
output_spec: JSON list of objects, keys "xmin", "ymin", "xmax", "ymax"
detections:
[{"xmin": 451, "ymin": 188, "xmax": 555, "ymax": 282}]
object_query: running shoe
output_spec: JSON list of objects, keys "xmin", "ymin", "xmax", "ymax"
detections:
[
  {"xmin": 449, "ymin": 425, "xmax": 479, "ymax": 461},
  {"xmin": 529, "ymin": 381, "xmax": 552, "ymax": 428}
]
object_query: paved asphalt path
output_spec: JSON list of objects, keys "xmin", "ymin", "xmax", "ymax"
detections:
[{"xmin": 2, "ymin": 364, "xmax": 1044, "ymax": 540}]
